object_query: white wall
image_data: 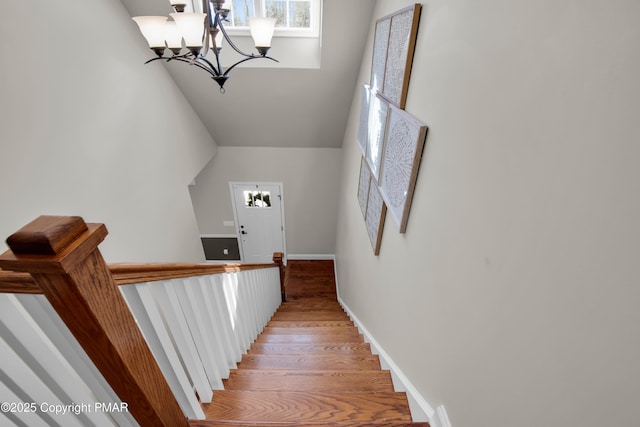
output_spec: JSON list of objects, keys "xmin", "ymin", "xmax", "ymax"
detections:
[
  {"xmin": 0, "ymin": 0, "xmax": 217, "ymax": 262},
  {"xmin": 189, "ymin": 147, "xmax": 342, "ymax": 255},
  {"xmin": 335, "ymin": 1, "xmax": 640, "ymax": 426}
]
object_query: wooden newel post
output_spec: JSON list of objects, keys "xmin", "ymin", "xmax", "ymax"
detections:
[
  {"xmin": 273, "ymin": 251, "xmax": 286, "ymax": 302},
  {"xmin": 0, "ymin": 216, "xmax": 188, "ymax": 427}
]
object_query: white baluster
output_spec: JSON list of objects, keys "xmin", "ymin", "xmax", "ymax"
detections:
[
  {"xmin": 210, "ymin": 274, "xmax": 241, "ymax": 364},
  {"xmin": 193, "ymin": 276, "xmax": 232, "ymax": 376},
  {"xmin": 0, "ymin": 294, "xmax": 109, "ymax": 427},
  {"xmin": 0, "ymin": 381, "xmax": 49, "ymax": 427},
  {"xmin": 174, "ymin": 277, "xmax": 226, "ymax": 388},
  {"xmin": 16, "ymin": 294, "xmax": 137, "ymax": 427},
  {"xmin": 121, "ymin": 284, "xmax": 205, "ymax": 419},
  {"xmin": 151, "ymin": 281, "xmax": 214, "ymax": 400},
  {"xmin": 0, "ymin": 335, "xmax": 84, "ymax": 427}
]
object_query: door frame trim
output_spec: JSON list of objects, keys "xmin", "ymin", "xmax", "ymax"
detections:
[{"xmin": 229, "ymin": 182, "xmax": 287, "ymax": 263}]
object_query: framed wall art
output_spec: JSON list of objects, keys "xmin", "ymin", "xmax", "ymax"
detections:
[
  {"xmin": 357, "ymin": 157, "xmax": 371, "ymax": 218},
  {"xmin": 364, "ymin": 92, "xmax": 389, "ymax": 183},
  {"xmin": 370, "ymin": 17, "xmax": 391, "ymax": 93},
  {"xmin": 379, "ymin": 104, "xmax": 428, "ymax": 233},
  {"xmin": 371, "ymin": 4, "xmax": 421, "ymax": 109},
  {"xmin": 365, "ymin": 177, "xmax": 386, "ymax": 255},
  {"xmin": 357, "ymin": 84, "xmax": 371, "ymax": 155}
]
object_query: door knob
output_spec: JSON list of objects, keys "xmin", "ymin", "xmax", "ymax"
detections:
[{"xmin": 241, "ymin": 230, "xmax": 248, "ymax": 235}]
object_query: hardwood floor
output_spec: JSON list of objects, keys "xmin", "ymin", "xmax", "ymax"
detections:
[{"xmin": 195, "ymin": 261, "xmax": 429, "ymax": 426}]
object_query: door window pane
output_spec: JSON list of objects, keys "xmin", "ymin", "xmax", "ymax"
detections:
[{"xmin": 243, "ymin": 190, "xmax": 272, "ymax": 208}]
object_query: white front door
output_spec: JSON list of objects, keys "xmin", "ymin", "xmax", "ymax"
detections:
[{"xmin": 230, "ymin": 183, "xmax": 285, "ymax": 264}]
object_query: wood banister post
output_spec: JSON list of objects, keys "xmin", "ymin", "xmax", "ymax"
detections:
[
  {"xmin": 0, "ymin": 216, "xmax": 188, "ymax": 427},
  {"xmin": 273, "ymin": 252, "xmax": 286, "ymax": 302}
]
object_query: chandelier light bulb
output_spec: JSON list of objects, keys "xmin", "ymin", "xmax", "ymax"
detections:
[
  {"xmin": 249, "ymin": 17, "xmax": 277, "ymax": 50},
  {"xmin": 164, "ymin": 21, "xmax": 184, "ymax": 53},
  {"xmin": 170, "ymin": 12, "xmax": 206, "ymax": 48},
  {"xmin": 132, "ymin": 16, "xmax": 168, "ymax": 48}
]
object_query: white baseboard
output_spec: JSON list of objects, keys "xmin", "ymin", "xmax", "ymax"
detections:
[
  {"xmin": 286, "ymin": 254, "xmax": 336, "ymax": 261},
  {"xmin": 337, "ymin": 296, "xmax": 436, "ymax": 423},
  {"xmin": 432, "ymin": 405, "xmax": 452, "ymax": 427}
]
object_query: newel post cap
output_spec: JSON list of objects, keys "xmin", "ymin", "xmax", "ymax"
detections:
[
  {"xmin": 1, "ymin": 215, "xmax": 108, "ymax": 273},
  {"xmin": 6, "ymin": 216, "xmax": 88, "ymax": 255}
]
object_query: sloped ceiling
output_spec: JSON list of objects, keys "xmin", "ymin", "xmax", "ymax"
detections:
[{"xmin": 120, "ymin": 0, "xmax": 375, "ymax": 148}]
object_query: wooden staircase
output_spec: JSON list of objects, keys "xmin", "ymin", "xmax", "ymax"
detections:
[{"xmin": 191, "ymin": 260, "xmax": 429, "ymax": 427}]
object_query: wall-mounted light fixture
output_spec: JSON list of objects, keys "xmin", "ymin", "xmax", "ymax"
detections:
[{"xmin": 133, "ymin": 0, "xmax": 277, "ymax": 93}]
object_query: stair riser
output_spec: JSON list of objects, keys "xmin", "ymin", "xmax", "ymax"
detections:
[
  {"xmin": 249, "ymin": 343, "xmax": 372, "ymax": 355},
  {"xmin": 239, "ymin": 355, "xmax": 381, "ymax": 370}
]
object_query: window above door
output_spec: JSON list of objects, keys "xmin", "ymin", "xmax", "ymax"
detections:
[{"xmin": 198, "ymin": 0, "xmax": 321, "ymax": 38}]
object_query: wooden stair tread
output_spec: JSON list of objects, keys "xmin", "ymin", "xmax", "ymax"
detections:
[
  {"xmin": 224, "ymin": 369, "xmax": 394, "ymax": 392},
  {"xmin": 249, "ymin": 343, "xmax": 372, "ymax": 355},
  {"xmin": 190, "ymin": 421, "xmax": 429, "ymax": 426},
  {"xmin": 202, "ymin": 391, "xmax": 413, "ymax": 423},
  {"xmin": 238, "ymin": 354, "xmax": 381, "ymax": 370}
]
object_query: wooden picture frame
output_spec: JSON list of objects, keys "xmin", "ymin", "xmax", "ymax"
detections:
[
  {"xmin": 357, "ymin": 157, "xmax": 371, "ymax": 218},
  {"xmin": 379, "ymin": 104, "xmax": 428, "ymax": 233},
  {"xmin": 372, "ymin": 4, "xmax": 421, "ymax": 109},
  {"xmin": 365, "ymin": 176, "xmax": 386, "ymax": 255},
  {"xmin": 364, "ymin": 92, "xmax": 389, "ymax": 183}
]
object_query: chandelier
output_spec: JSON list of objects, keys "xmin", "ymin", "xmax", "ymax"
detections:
[{"xmin": 132, "ymin": 1, "xmax": 278, "ymax": 93}]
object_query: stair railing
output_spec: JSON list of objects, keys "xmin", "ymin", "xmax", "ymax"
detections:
[{"xmin": 0, "ymin": 216, "xmax": 285, "ymax": 427}]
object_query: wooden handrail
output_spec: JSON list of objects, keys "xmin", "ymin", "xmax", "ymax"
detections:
[
  {"xmin": 1, "ymin": 261, "xmax": 279, "ymax": 293},
  {"xmin": 0, "ymin": 270, "xmax": 42, "ymax": 293},
  {"xmin": 110, "ymin": 261, "xmax": 278, "ymax": 285}
]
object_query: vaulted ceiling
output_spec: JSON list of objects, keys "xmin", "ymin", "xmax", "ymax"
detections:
[{"xmin": 120, "ymin": 0, "xmax": 375, "ymax": 148}]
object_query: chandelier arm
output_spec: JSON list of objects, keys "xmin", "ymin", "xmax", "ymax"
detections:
[
  {"xmin": 217, "ymin": 17, "xmax": 256, "ymax": 58},
  {"xmin": 177, "ymin": 58, "xmax": 222, "ymax": 77},
  {"xmin": 143, "ymin": 51, "xmax": 191, "ymax": 65},
  {"xmin": 144, "ymin": 57, "xmax": 163, "ymax": 65},
  {"xmin": 197, "ymin": 55, "xmax": 223, "ymax": 77},
  {"xmin": 223, "ymin": 55, "xmax": 279, "ymax": 76},
  {"xmin": 148, "ymin": 55, "xmax": 221, "ymax": 78}
]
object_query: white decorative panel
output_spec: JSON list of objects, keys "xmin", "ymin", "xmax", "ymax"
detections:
[
  {"xmin": 358, "ymin": 157, "xmax": 372, "ymax": 218},
  {"xmin": 379, "ymin": 105, "xmax": 428, "ymax": 233},
  {"xmin": 371, "ymin": 17, "xmax": 391, "ymax": 93},
  {"xmin": 365, "ymin": 93, "xmax": 389, "ymax": 182},
  {"xmin": 365, "ymin": 180, "xmax": 386, "ymax": 255},
  {"xmin": 357, "ymin": 84, "xmax": 372, "ymax": 155}
]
